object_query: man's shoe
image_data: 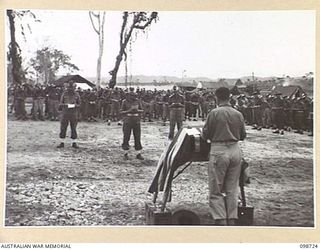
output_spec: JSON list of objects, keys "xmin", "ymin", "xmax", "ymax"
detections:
[
  {"xmin": 72, "ymin": 142, "xmax": 79, "ymax": 149},
  {"xmin": 214, "ymin": 219, "xmax": 227, "ymax": 226},
  {"xmin": 228, "ymin": 219, "xmax": 237, "ymax": 226},
  {"xmin": 57, "ymin": 142, "xmax": 64, "ymax": 148},
  {"xmin": 273, "ymin": 129, "xmax": 280, "ymax": 134},
  {"xmin": 136, "ymin": 153, "xmax": 144, "ymax": 160}
]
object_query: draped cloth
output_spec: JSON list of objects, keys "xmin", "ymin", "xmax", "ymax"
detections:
[{"xmin": 148, "ymin": 128, "xmax": 210, "ymax": 208}]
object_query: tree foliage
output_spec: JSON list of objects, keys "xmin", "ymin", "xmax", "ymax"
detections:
[
  {"xmin": 108, "ymin": 11, "xmax": 158, "ymax": 88},
  {"xmin": 30, "ymin": 47, "xmax": 79, "ymax": 85}
]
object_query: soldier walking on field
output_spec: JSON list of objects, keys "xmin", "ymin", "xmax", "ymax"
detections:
[
  {"xmin": 168, "ymin": 86, "xmax": 185, "ymax": 140},
  {"xmin": 57, "ymin": 80, "xmax": 81, "ymax": 149}
]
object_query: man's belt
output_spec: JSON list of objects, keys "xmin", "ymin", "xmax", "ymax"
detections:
[
  {"xmin": 211, "ymin": 141, "xmax": 238, "ymax": 145},
  {"xmin": 126, "ymin": 114, "xmax": 139, "ymax": 117}
]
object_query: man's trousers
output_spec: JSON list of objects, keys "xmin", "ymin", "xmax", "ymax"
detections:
[
  {"xmin": 60, "ymin": 113, "xmax": 78, "ymax": 139},
  {"xmin": 208, "ymin": 142, "xmax": 242, "ymax": 220},
  {"xmin": 169, "ymin": 108, "xmax": 183, "ymax": 139}
]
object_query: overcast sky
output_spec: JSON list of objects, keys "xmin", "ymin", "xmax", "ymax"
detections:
[{"xmin": 6, "ymin": 10, "xmax": 315, "ymax": 80}]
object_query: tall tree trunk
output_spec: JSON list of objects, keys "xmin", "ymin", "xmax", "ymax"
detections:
[
  {"xmin": 89, "ymin": 11, "xmax": 105, "ymax": 90},
  {"xmin": 7, "ymin": 10, "xmax": 22, "ymax": 86},
  {"xmin": 109, "ymin": 25, "xmax": 134, "ymax": 89}
]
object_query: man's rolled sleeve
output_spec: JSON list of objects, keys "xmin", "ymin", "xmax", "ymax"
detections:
[
  {"xmin": 201, "ymin": 112, "xmax": 214, "ymax": 141},
  {"xmin": 239, "ymin": 115, "xmax": 247, "ymax": 141}
]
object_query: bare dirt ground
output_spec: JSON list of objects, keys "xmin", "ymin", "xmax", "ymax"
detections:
[{"xmin": 5, "ymin": 117, "xmax": 314, "ymax": 227}]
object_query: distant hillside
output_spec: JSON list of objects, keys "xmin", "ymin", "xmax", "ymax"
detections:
[
  {"xmin": 86, "ymin": 75, "xmax": 214, "ymax": 84},
  {"xmin": 84, "ymin": 75, "xmax": 312, "ymax": 94}
]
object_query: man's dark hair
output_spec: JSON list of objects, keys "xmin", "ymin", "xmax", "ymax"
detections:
[{"xmin": 215, "ymin": 87, "xmax": 230, "ymax": 101}]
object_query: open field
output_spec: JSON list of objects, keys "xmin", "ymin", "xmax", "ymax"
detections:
[{"xmin": 5, "ymin": 118, "xmax": 314, "ymax": 227}]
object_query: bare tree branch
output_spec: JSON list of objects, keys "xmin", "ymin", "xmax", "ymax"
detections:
[
  {"xmin": 89, "ymin": 11, "xmax": 100, "ymax": 35},
  {"xmin": 108, "ymin": 11, "xmax": 158, "ymax": 88}
]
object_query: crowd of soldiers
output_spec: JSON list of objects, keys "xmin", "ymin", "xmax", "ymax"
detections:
[{"xmin": 8, "ymin": 83, "xmax": 313, "ymax": 136}]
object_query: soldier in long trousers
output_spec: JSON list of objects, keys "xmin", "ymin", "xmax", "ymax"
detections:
[
  {"xmin": 121, "ymin": 88, "xmax": 144, "ymax": 160},
  {"xmin": 168, "ymin": 86, "xmax": 185, "ymax": 140},
  {"xmin": 57, "ymin": 80, "xmax": 81, "ymax": 149},
  {"xmin": 271, "ymin": 92, "xmax": 285, "ymax": 135},
  {"xmin": 162, "ymin": 90, "xmax": 170, "ymax": 126},
  {"xmin": 190, "ymin": 92, "xmax": 199, "ymax": 121},
  {"xmin": 31, "ymin": 84, "xmax": 45, "ymax": 121},
  {"xmin": 251, "ymin": 92, "xmax": 263, "ymax": 130},
  {"xmin": 110, "ymin": 88, "xmax": 122, "ymax": 125},
  {"xmin": 261, "ymin": 96, "xmax": 272, "ymax": 129},
  {"xmin": 47, "ymin": 85, "xmax": 61, "ymax": 121},
  {"xmin": 87, "ymin": 89, "xmax": 98, "ymax": 122},
  {"xmin": 201, "ymin": 87, "xmax": 246, "ymax": 226},
  {"xmin": 103, "ymin": 88, "xmax": 112, "ymax": 124},
  {"xmin": 13, "ymin": 85, "xmax": 27, "ymax": 120},
  {"xmin": 292, "ymin": 97, "xmax": 305, "ymax": 134}
]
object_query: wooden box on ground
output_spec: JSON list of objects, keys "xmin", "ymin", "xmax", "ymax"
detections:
[
  {"xmin": 237, "ymin": 206, "xmax": 254, "ymax": 226},
  {"xmin": 145, "ymin": 202, "xmax": 172, "ymax": 225}
]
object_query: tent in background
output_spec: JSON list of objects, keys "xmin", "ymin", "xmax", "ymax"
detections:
[
  {"xmin": 54, "ymin": 75, "xmax": 95, "ymax": 90},
  {"xmin": 271, "ymin": 85, "xmax": 306, "ymax": 98}
]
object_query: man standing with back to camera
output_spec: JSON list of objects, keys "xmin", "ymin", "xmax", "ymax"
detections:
[{"xmin": 201, "ymin": 87, "xmax": 246, "ymax": 226}]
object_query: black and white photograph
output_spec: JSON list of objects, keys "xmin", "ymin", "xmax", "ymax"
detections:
[{"xmin": 4, "ymin": 9, "xmax": 315, "ymax": 229}]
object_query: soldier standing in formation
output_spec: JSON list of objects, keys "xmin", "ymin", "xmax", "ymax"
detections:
[
  {"xmin": 110, "ymin": 88, "xmax": 122, "ymax": 125},
  {"xmin": 271, "ymin": 92, "xmax": 284, "ymax": 134},
  {"xmin": 13, "ymin": 85, "xmax": 27, "ymax": 120},
  {"xmin": 162, "ymin": 90, "xmax": 170, "ymax": 126},
  {"xmin": 251, "ymin": 92, "xmax": 263, "ymax": 130},
  {"xmin": 47, "ymin": 84, "xmax": 62, "ymax": 121},
  {"xmin": 31, "ymin": 84, "xmax": 45, "ymax": 121}
]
